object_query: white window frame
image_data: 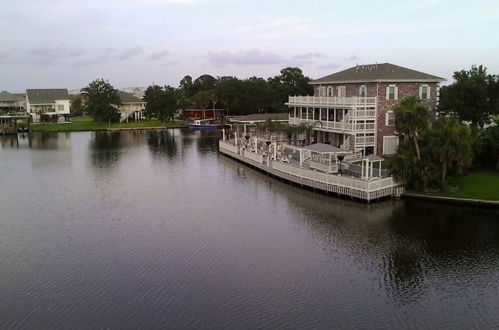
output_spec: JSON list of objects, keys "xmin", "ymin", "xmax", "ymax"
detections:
[
  {"xmin": 383, "ymin": 135, "xmax": 399, "ymax": 155},
  {"xmin": 57, "ymin": 104, "xmax": 64, "ymax": 111},
  {"xmin": 419, "ymin": 84, "xmax": 430, "ymax": 100},
  {"xmin": 386, "ymin": 85, "xmax": 398, "ymax": 100},
  {"xmin": 385, "ymin": 111, "xmax": 395, "ymax": 126},
  {"xmin": 359, "ymin": 85, "xmax": 367, "ymax": 97},
  {"xmin": 337, "ymin": 86, "xmax": 346, "ymax": 97},
  {"xmin": 327, "ymin": 86, "xmax": 333, "ymax": 97},
  {"xmin": 319, "ymin": 86, "xmax": 326, "ymax": 97}
]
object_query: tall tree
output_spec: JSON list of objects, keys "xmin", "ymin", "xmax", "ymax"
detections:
[
  {"xmin": 144, "ymin": 85, "xmax": 177, "ymax": 122},
  {"xmin": 179, "ymin": 75, "xmax": 194, "ymax": 98},
  {"xmin": 440, "ymin": 65, "xmax": 498, "ymax": 129},
  {"xmin": 394, "ymin": 96, "xmax": 431, "ymax": 160},
  {"xmin": 427, "ymin": 117, "xmax": 472, "ymax": 187},
  {"xmin": 268, "ymin": 67, "xmax": 313, "ymax": 111},
  {"xmin": 82, "ymin": 79, "xmax": 120, "ymax": 123}
]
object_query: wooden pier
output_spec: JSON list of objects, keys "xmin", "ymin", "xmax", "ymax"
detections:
[{"xmin": 219, "ymin": 140, "xmax": 403, "ymax": 202}]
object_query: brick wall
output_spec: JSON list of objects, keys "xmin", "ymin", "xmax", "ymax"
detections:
[{"xmin": 376, "ymin": 82, "xmax": 438, "ymax": 154}]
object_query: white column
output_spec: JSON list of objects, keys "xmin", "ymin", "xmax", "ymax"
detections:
[
  {"xmin": 379, "ymin": 162, "xmax": 382, "ymax": 177},
  {"xmin": 300, "ymin": 149, "xmax": 303, "ymax": 167},
  {"xmin": 222, "ymin": 129, "xmax": 226, "ymax": 141},
  {"xmin": 244, "ymin": 124, "xmax": 247, "ymax": 135}
]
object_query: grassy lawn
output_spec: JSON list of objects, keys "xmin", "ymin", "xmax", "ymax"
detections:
[
  {"xmin": 32, "ymin": 117, "xmax": 187, "ymax": 132},
  {"xmin": 435, "ymin": 171, "xmax": 499, "ymax": 201}
]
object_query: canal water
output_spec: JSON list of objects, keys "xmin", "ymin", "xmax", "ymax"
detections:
[{"xmin": 1, "ymin": 130, "xmax": 498, "ymax": 329}]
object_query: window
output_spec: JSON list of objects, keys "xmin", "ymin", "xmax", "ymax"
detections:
[
  {"xmin": 359, "ymin": 85, "xmax": 367, "ymax": 97},
  {"xmin": 383, "ymin": 136, "xmax": 399, "ymax": 155},
  {"xmin": 386, "ymin": 85, "xmax": 398, "ymax": 100},
  {"xmin": 57, "ymin": 104, "xmax": 64, "ymax": 111},
  {"xmin": 385, "ymin": 111, "xmax": 395, "ymax": 126},
  {"xmin": 420, "ymin": 85, "xmax": 430, "ymax": 100},
  {"xmin": 337, "ymin": 86, "xmax": 346, "ymax": 97},
  {"xmin": 327, "ymin": 86, "xmax": 333, "ymax": 97},
  {"xmin": 319, "ymin": 87, "xmax": 326, "ymax": 97}
]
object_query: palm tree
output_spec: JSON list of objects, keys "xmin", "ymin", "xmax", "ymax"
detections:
[
  {"xmin": 394, "ymin": 96, "xmax": 431, "ymax": 160},
  {"xmin": 427, "ymin": 116, "xmax": 472, "ymax": 187}
]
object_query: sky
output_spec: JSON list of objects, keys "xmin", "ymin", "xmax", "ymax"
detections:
[{"xmin": 1, "ymin": 0, "xmax": 499, "ymax": 92}]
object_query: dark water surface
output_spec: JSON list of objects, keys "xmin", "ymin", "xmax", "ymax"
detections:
[{"xmin": 1, "ymin": 130, "xmax": 498, "ymax": 329}]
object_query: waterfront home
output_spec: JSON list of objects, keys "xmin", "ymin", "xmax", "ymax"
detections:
[
  {"xmin": 0, "ymin": 91, "xmax": 26, "ymax": 113},
  {"xmin": 117, "ymin": 91, "xmax": 146, "ymax": 122},
  {"xmin": 287, "ymin": 63, "xmax": 445, "ymax": 155},
  {"xmin": 26, "ymin": 89, "xmax": 70, "ymax": 123}
]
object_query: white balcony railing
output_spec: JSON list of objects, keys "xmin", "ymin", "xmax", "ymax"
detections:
[
  {"xmin": 289, "ymin": 117, "xmax": 375, "ymax": 133},
  {"xmin": 354, "ymin": 136, "xmax": 376, "ymax": 145},
  {"xmin": 287, "ymin": 96, "xmax": 377, "ymax": 107}
]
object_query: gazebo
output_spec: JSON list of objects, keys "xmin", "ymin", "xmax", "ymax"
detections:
[
  {"xmin": 300, "ymin": 143, "xmax": 352, "ymax": 173},
  {"xmin": 360, "ymin": 154, "xmax": 385, "ymax": 180}
]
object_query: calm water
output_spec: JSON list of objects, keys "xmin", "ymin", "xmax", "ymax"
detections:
[{"xmin": 1, "ymin": 130, "xmax": 498, "ymax": 329}]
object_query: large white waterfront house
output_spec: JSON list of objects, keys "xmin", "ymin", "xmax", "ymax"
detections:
[
  {"xmin": 26, "ymin": 89, "xmax": 70, "ymax": 122},
  {"xmin": 287, "ymin": 63, "xmax": 445, "ymax": 155}
]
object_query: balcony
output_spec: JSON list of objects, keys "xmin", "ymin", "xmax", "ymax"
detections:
[
  {"xmin": 289, "ymin": 117, "xmax": 376, "ymax": 133},
  {"xmin": 287, "ymin": 96, "xmax": 377, "ymax": 107}
]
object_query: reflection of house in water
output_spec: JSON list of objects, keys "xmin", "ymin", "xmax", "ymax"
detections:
[
  {"xmin": 30, "ymin": 132, "xmax": 72, "ymax": 150},
  {"xmin": 219, "ymin": 155, "xmax": 499, "ymax": 303}
]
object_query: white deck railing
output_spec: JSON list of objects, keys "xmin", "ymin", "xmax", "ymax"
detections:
[
  {"xmin": 287, "ymin": 96, "xmax": 377, "ymax": 107},
  {"xmin": 219, "ymin": 140, "xmax": 239, "ymax": 154},
  {"xmin": 243, "ymin": 150, "xmax": 264, "ymax": 163},
  {"xmin": 309, "ymin": 161, "xmax": 339, "ymax": 174},
  {"xmin": 271, "ymin": 160, "xmax": 396, "ymax": 192}
]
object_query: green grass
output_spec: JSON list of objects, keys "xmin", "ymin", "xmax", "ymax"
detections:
[
  {"xmin": 435, "ymin": 171, "xmax": 499, "ymax": 201},
  {"xmin": 31, "ymin": 118, "xmax": 187, "ymax": 132}
]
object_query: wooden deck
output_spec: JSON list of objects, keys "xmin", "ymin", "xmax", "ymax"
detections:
[{"xmin": 219, "ymin": 140, "xmax": 403, "ymax": 202}]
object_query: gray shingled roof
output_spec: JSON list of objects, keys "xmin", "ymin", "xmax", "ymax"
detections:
[
  {"xmin": 228, "ymin": 113, "xmax": 288, "ymax": 123},
  {"xmin": 310, "ymin": 63, "xmax": 445, "ymax": 84},
  {"xmin": 302, "ymin": 143, "xmax": 343, "ymax": 153},
  {"xmin": 26, "ymin": 89, "xmax": 69, "ymax": 104},
  {"xmin": 118, "ymin": 90, "xmax": 143, "ymax": 103},
  {"xmin": 0, "ymin": 91, "xmax": 25, "ymax": 102}
]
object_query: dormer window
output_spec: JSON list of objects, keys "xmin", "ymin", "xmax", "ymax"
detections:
[{"xmin": 419, "ymin": 85, "xmax": 430, "ymax": 100}]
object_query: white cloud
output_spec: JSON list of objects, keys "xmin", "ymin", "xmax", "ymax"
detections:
[{"xmin": 207, "ymin": 50, "xmax": 286, "ymax": 67}]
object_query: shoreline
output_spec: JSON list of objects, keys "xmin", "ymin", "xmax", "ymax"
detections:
[
  {"xmin": 30, "ymin": 121, "xmax": 189, "ymax": 132},
  {"xmin": 403, "ymin": 192, "xmax": 499, "ymax": 208}
]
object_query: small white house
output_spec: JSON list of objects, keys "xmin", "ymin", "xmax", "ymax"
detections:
[
  {"xmin": 26, "ymin": 89, "xmax": 70, "ymax": 122},
  {"xmin": 118, "ymin": 91, "xmax": 146, "ymax": 122}
]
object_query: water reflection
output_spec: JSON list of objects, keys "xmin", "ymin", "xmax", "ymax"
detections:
[
  {"xmin": 147, "ymin": 130, "xmax": 178, "ymax": 159},
  {"xmin": 90, "ymin": 131, "xmax": 124, "ymax": 168},
  {"xmin": 220, "ymin": 156, "xmax": 499, "ymax": 305}
]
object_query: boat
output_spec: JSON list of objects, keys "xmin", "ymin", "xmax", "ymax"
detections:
[{"xmin": 188, "ymin": 119, "xmax": 221, "ymax": 129}]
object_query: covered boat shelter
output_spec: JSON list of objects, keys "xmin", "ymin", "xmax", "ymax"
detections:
[{"xmin": 0, "ymin": 113, "xmax": 31, "ymax": 135}]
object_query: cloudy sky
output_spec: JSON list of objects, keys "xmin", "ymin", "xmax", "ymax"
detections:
[{"xmin": 1, "ymin": 0, "xmax": 498, "ymax": 92}]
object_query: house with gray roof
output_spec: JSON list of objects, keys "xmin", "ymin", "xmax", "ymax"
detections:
[
  {"xmin": 26, "ymin": 89, "xmax": 70, "ymax": 122},
  {"xmin": 0, "ymin": 91, "xmax": 26, "ymax": 113},
  {"xmin": 117, "ymin": 90, "xmax": 146, "ymax": 122},
  {"xmin": 286, "ymin": 63, "xmax": 445, "ymax": 156}
]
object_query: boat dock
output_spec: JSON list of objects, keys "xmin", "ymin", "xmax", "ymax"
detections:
[{"xmin": 218, "ymin": 135, "xmax": 403, "ymax": 202}]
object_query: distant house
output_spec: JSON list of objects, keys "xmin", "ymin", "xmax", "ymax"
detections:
[
  {"xmin": 117, "ymin": 91, "xmax": 146, "ymax": 122},
  {"xmin": 0, "ymin": 91, "xmax": 26, "ymax": 113},
  {"xmin": 287, "ymin": 63, "xmax": 445, "ymax": 155},
  {"xmin": 26, "ymin": 89, "xmax": 70, "ymax": 122},
  {"xmin": 182, "ymin": 108, "xmax": 224, "ymax": 121}
]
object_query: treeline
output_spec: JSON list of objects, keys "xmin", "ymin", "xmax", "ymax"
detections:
[
  {"xmin": 389, "ymin": 65, "xmax": 499, "ymax": 191},
  {"xmin": 143, "ymin": 67, "xmax": 313, "ymax": 121}
]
